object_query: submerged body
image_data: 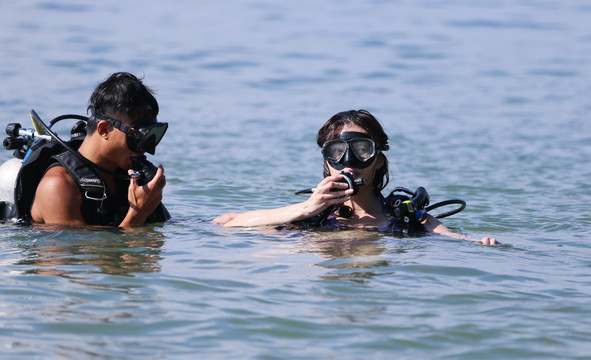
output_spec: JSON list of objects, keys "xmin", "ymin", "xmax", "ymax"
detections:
[
  {"xmin": 9, "ymin": 72, "xmax": 170, "ymax": 228},
  {"xmin": 215, "ymin": 110, "xmax": 498, "ymax": 245}
]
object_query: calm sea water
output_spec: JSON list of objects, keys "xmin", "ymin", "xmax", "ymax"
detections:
[{"xmin": 1, "ymin": 1, "xmax": 591, "ymax": 359}]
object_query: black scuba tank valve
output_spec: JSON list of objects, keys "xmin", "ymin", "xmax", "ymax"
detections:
[
  {"xmin": 3, "ymin": 136, "xmax": 26, "ymax": 151},
  {"xmin": 6, "ymin": 123, "xmax": 21, "ymax": 137}
]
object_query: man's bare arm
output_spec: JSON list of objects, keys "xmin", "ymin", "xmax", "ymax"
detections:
[{"xmin": 30, "ymin": 166, "xmax": 87, "ymax": 226}]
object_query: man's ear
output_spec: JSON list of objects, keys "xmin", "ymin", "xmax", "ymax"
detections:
[{"xmin": 96, "ymin": 120, "xmax": 111, "ymax": 138}]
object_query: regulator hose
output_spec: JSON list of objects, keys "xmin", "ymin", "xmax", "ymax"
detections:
[
  {"xmin": 426, "ymin": 199, "xmax": 466, "ymax": 219},
  {"xmin": 30, "ymin": 109, "xmax": 132, "ymax": 181}
]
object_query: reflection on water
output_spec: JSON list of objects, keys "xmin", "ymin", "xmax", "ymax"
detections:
[
  {"xmin": 301, "ymin": 230, "xmax": 385, "ymax": 258},
  {"xmin": 292, "ymin": 230, "xmax": 429, "ymax": 283},
  {"xmin": 14, "ymin": 226, "xmax": 165, "ymax": 278},
  {"xmin": 1, "ymin": 0, "xmax": 591, "ymax": 357}
]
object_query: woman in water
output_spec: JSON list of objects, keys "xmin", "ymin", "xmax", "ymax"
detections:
[{"xmin": 214, "ymin": 109, "xmax": 498, "ymax": 245}]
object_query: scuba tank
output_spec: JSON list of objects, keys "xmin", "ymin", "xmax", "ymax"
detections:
[
  {"xmin": 1, "ymin": 117, "xmax": 53, "ymax": 221},
  {"xmin": 0, "ymin": 158, "xmax": 22, "ymax": 220}
]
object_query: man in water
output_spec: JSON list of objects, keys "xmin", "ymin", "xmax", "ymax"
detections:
[{"xmin": 30, "ymin": 72, "xmax": 169, "ymax": 227}]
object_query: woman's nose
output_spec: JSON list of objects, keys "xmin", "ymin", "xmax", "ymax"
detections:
[{"xmin": 341, "ymin": 148, "xmax": 353, "ymax": 166}]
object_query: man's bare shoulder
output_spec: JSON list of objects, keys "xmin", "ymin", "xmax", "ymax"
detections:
[
  {"xmin": 31, "ymin": 165, "xmax": 85, "ymax": 224},
  {"xmin": 38, "ymin": 166, "xmax": 79, "ymax": 192}
]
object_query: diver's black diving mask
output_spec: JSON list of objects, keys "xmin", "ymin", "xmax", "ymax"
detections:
[
  {"xmin": 96, "ymin": 113, "xmax": 168, "ymax": 155},
  {"xmin": 321, "ymin": 131, "xmax": 388, "ymax": 170}
]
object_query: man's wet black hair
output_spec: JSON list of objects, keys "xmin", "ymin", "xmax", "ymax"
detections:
[{"xmin": 86, "ymin": 72, "xmax": 159, "ymax": 134}]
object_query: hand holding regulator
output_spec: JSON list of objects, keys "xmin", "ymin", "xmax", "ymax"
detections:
[
  {"xmin": 294, "ymin": 171, "xmax": 365, "ymax": 195},
  {"xmin": 130, "ymin": 156, "xmax": 159, "ymax": 186}
]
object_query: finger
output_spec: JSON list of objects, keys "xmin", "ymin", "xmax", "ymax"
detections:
[
  {"xmin": 328, "ymin": 188, "xmax": 353, "ymax": 198},
  {"xmin": 147, "ymin": 166, "xmax": 165, "ymax": 189},
  {"xmin": 335, "ymin": 195, "xmax": 351, "ymax": 203},
  {"xmin": 214, "ymin": 213, "xmax": 239, "ymax": 224},
  {"xmin": 314, "ymin": 181, "xmax": 335, "ymax": 194},
  {"xmin": 319, "ymin": 174, "xmax": 345, "ymax": 185},
  {"xmin": 155, "ymin": 173, "xmax": 166, "ymax": 191},
  {"xmin": 331, "ymin": 180, "xmax": 350, "ymax": 189},
  {"xmin": 127, "ymin": 169, "xmax": 139, "ymax": 187},
  {"xmin": 318, "ymin": 180, "xmax": 349, "ymax": 194},
  {"xmin": 479, "ymin": 237, "xmax": 500, "ymax": 245},
  {"xmin": 328, "ymin": 195, "xmax": 351, "ymax": 206},
  {"xmin": 126, "ymin": 170, "xmax": 139, "ymax": 206}
]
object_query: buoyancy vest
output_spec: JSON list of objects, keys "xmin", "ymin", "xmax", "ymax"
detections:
[
  {"xmin": 285, "ymin": 189, "xmax": 427, "ymax": 234},
  {"xmin": 381, "ymin": 192, "xmax": 426, "ymax": 234},
  {"xmin": 50, "ymin": 151, "xmax": 128, "ymax": 226},
  {"xmin": 15, "ymin": 139, "xmax": 168, "ymax": 226}
]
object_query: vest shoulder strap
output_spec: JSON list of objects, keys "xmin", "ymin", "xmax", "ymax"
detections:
[{"xmin": 52, "ymin": 152, "xmax": 106, "ymax": 202}]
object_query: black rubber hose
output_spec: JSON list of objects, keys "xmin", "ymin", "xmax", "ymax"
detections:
[{"xmin": 425, "ymin": 199, "xmax": 466, "ymax": 219}]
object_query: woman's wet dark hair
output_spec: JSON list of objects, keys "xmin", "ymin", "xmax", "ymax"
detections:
[
  {"xmin": 86, "ymin": 72, "xmax": 159, "ymax": 134},
  {"xmin": 316, "ymin": 109, "xmax": 390, "ymax": 200}
]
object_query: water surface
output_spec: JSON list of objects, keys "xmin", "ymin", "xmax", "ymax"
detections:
[{"xmin": 1, "ymin": 0, "xmax": 590, "ymax": 358}]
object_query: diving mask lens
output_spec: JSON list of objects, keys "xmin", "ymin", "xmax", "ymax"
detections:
[
  {"xmin": 349, "ymin": 138, "xmax": 375, "ymax": 161},
  {"xmin": 322, "ymin": 140, "xmax": 347, "ymax": 162},
  {"xmin": 322, "ymin": 138, "xmax": 376, "ymax": 163},
  {"xmin": 129, "ymin": 122, "xmax": 168, "ymax": 155}
]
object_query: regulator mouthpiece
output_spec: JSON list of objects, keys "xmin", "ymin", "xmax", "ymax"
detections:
[
  {"xmin": 294, "ymin": 171, "xmax": 366, "ymax": 195},
  {"xmin": 336, "ymin": 171, "xmax": 365, "ymax": 195},
  {"xmin": 130, "ymin": 156, "xmax": 158, "ymax": 186}
]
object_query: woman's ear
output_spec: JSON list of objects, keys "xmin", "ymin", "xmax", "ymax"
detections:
[
  {"xmin": 96, "ymin": 120, "xmax": 111, "ymax": 138},
  {"xmin": 376, "ymin": 154, "xmax": 385, "ymax": 170}
]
